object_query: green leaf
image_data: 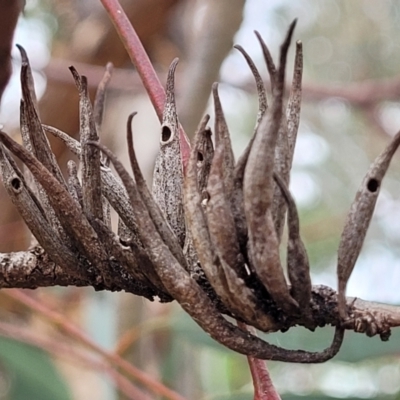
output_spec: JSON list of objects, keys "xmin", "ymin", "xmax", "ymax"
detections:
[{"xmin": 0, "ymin": 336, "xmax": 72, "ymax": 400}]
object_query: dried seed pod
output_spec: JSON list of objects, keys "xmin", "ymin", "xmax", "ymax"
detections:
[
  {"xmin": 183, "ymin": 115, "xmax": 211, "ymax": 277},
  {"xmin": 270, "ymin": 22, "xmax": 297, "ymax": 240},
  {"xmin": 126, "ymin": 113, "xmax": 188, "ymax": 269},
  {"xmin": 20, "ymin": 65, "xmax": 65, "ymax": 186},
  {"xmin": 91, "ymin": 83, "xmax": 111, "ymax": 229},
  {"xmin": 272, "ymin": 41, "xmax": 303, "ymax": 241},
  {"xmin": 196, "ymin": 119, "xmax": 213, "ymax": 203},
  {"xmin": 255, "ymin": 30, "xmax": 277, "ymax": 92},
  {"xmin": 185, "ymin": 119, "xmax": 277, "ymax": 332},
  {"xmin": 152, "ymin": 59, "xmax": 186, "ymax": 247},
  {"xmin": 274, "ymin": 173, "xmax": 311, "ymax": 315},
  {"xmin": 244, "ymin": 22, "xmax": 298, "ymax": 315},
  {"xmin": 88, "ymin": 141, "xmax": 173, "ymax": 292},
  {"xmin": 207, "ymin": 145, "xmax": 281, "ymax": 331},
  {"xmin": 0, "ymin": 131, "xmax": 114, "ymax": 286},
  {"xmin": 207, "ymin": 143, "xmax": 246, "ymax": 279},
  {"xmin": 94, "ymin": 62, "xmax": 113, "ymax": 166},
  {"xmin": 337, "ymin": 130, "xmax": 400, "ymax": 318},
  {"xmin": 93, "ymin": 127, "xmax": 335, "ymax": 361},
  {"xmin": 286, "ymin": 40, "xmax": 303, "ymax": 163},
  {"xmin": 0, "ymin": 145, "xmax": 83, "ymax": 279},
  {"xmin": 94, "ymin": 62, "xmax": 113, "ymax": 135},
  {"xmin": 70, "ymin": 67, "xmax": 103, "ymax": 222},
  {"xmin": 42, "ymin": 125, "xmax": 81, "ymax": 155},
  {"xmin": 100, "ymin": 164, "xmax": 141, "ymax": 243},
  {"xmin": 212, "ymin": 83, "xmax": 235, "ymax": 197},
  {"xmin": 88, "ymin": 216, "xmax": 168, "ymax": 300},
  {"xmin": 183, "ymin": 117, "xmax": 222, "ymax": 282},
  {"xmin": 256, "ymin": 23, "xmax": 299, "ymax": 240},
  {"xmin": 67, "ymin": 160, "xmax": 83, "ymax": 209},
  {"xmin": 130, "ymin": 144, "xmax": 345, "ymax": 362},
  {"xmin": 234, "ymin": 44, "xmax": 267, "ymax": 128},
  {"xmin": 43, "ymin": 122, "xmax": 142, "ymax": 246},
  {"xmin": 102, "ymin": 187, "xmax": 111, "ymax": 229},
  {"xmin": 17, "ymin": 45, "xmax": 38, "ymax": 115},
  {"xmin": 271, "ymin": 120, "xmax": 290, "ymax": 241},
  {"xmin": 232, "ymin": 45, "xmax": 268, "ymax": 251},
  {"xmin": 19, "ymin": 60, "xmax": 70, "ymax": 242}
]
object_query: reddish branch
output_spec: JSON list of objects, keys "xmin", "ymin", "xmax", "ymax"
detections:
[
  {"xmin": 0, "ymin": 0, "xmax": 24, "ymax": 101},
  {"xmin": 99, "ymin": 0, "xmax": 191, "ymax": 167},
  {"xmin": 238, "ymin": 323, "xmax": 281, "ymax": 400}
]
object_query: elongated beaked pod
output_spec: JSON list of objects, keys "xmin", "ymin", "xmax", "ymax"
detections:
[
  {"xmin": 244, "ymin": 21, "xmax": 299, "ymax": 315},
  {"xmin": 337, "ymin": 130, "xmax": 400, "ymax": 319},
  {"xmin": 274, "ymin": 173, "xmax": 312, "ymax": 318},
  {"xmin": 152, "ymin": 59, "xmax": 186, "ymax": 248}
]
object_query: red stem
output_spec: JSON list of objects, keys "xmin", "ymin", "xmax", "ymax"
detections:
[
  {"xmin": 237, "ymin": 322, "xmax": 281, "ymax": 400},
  {"xmin": 99, "ymin": 0, "xmax": 191, "ymax": 168}
]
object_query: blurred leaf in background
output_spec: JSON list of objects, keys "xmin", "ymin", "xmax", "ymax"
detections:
[
  {"xmin": 0, "ymin": 337, "xmax": 71, "ymax": 400},
  {"xmin": 1, "ymin": 0, "xmax": 400, "ymax": 399}
]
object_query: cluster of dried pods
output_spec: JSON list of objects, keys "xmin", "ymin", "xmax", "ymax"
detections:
[{"xmin": 0, "ymin": 21, "xmax": 399, "ymax": 362}]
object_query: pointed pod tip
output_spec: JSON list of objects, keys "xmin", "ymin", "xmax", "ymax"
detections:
[
  {"xmin": 234, "ymin": 44, "xmax": 249, "ymax": 59},
  {"xmin": 16, "ymin": 44, "xmax": 27, "ymax": 59},
  {"xmin": 169, "ymin": 58, "xmax": 179, "ymax": 73},
  {"xmin": 254, "ymin": 30, "xmax": 268, "ymax": 50},
  {"xmin": 203, "ymin": 113, "xmax": 211, "ymax": 125},
  {"xmin": 287, "ymin": 19, "xmax": 298, "ymax": 39},
  {"xmin": 283, "ymin": 20, "xmax": 297, "ymax": 48},
  {"xmin": 69, "ymin": 66, "xmax": 84, "ymax": 91},
  {"xmin": 191, "ymin": 114, "xmax": 212, "ymax": 155},
  {"xmin": 212, "ymin": 83, "xmax": 222, "ymax": 109},
  {"xmin": 127, "ymin": 112, "xmax": 138, "ymax": 130},
  {"xmin": 165, "ymin": 59, "xmax": 179, "ymax": 102},
  {"xmin": 69, "ymin": 65, "xmax": 80, "ymax": 80},
  {"xmin": 16, "ymin": 45, "xmax": 30, "ymax": 66},
  {"xmin": 128, "ymin": 111, "xmax": 138, "ymax": 120},
  {"xmin": 212, "ymin": 82, "xmax": 219, "ymax": 93}
]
